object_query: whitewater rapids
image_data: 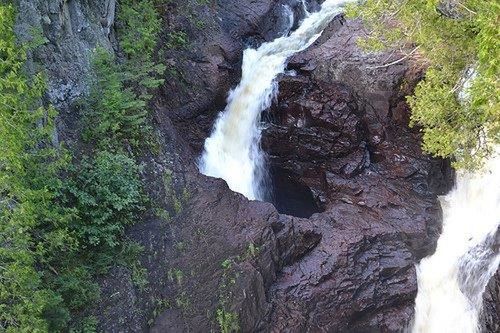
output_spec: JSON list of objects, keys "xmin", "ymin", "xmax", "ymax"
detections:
[
  {"xmin": 412, "ymin": 149, "xmax": 500, "ymax": 333},
  {"xmin": 199, "ymin": 0, "xmax": 356, "ymax": 200}
]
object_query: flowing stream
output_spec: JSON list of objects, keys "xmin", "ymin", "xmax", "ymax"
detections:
[
  {"xmin": 412, "ymin": 149, "xmax": 500, "ymax": 332},
  {"xmin": 199, "ymin": 0, "xmax": 355, "ymax": 200}
]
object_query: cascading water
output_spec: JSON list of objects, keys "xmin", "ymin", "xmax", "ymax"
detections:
[
  {"xmin": 199, "ymin": 0, "xmax": 355, "ymax": 200},
  {"xmin": 412, "ymin": 149, "xmax": 500, "ymax": 333},
  {"xmin": 301, "ymin": 0, "xmax": 310, "ymax": 16}
]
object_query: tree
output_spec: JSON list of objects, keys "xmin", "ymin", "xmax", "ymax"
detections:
[{"xmin": 347, "ymin": 0, "xmax": 499, "ymax": 168}]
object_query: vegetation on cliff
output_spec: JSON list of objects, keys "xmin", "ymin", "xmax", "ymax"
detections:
[
  {"xmin": 0, "ymin": 0, "xmax": 163, "ymax": 331},
  {"xmin": 348, "ymin": 0, "xmax": 499, "ymax": 168}
]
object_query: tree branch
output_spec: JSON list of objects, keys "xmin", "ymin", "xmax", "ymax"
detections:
[{"xmin": 367, "ymin": 45, "xmax": 420, "ymax": 69}]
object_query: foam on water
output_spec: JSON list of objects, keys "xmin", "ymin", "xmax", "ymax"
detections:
[
  {"xmin": 412, "ymin": 149, "xmax": 500, "ymax": 333},
  {"xmin": 199, "ymin": 0, "xmax": 355, "ymax": 199}
]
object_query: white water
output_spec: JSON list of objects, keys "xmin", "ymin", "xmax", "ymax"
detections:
[
  {"xmin": 412, "ymin": 149, "xmax": 500, "ymax": 333},
  {"xmin": 199, "ymin": 0, "xmax": 355, "ymax": 200},
  {"xmin": 301, "ymin": 0, "xmax": 311, "ymax": 16}
]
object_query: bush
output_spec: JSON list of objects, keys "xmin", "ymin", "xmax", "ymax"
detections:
[
  {"xmin": 83, "ymin": 48, "xmax": 149, "ymax": 148},
  {"xmin": 64, "ymin": 151, "xmax": 143, "ymax": 247},
  {"xmin": 117, "ymin": 0, "xmax": 161, "ymax": 59},
  {"xmin": 83, "ymin": 46, "xmax": 165, "ymax": 148}
]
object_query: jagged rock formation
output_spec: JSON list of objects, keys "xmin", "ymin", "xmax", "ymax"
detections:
[
  {"xmin": 261, "ymin": 19, "xmax": 453, "ymax": 332},
  {"xmin": 483, "ymin": 269, "xmax": 500, "ymax": 333}
]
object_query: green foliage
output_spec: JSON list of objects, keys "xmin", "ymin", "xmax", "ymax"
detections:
[
  {"xmin": 0, "ymin": 4, "xmax": 75, "ymax": 331},
  {"xmin": 1, "ymin": 0, "xmax": 164, "ymax": 329},
  {"xmin": 83, "ymin": 48, "xmax": 147, "ymax": 148},
  {"xmin": 69, "ymin": 316, "xmax": 98, "ymax": 333},
  {"xmin": 216, "ymin": 308, "xmax": 240, "ymax": 333},
  {"xmin": 167, "ymin": 31, "xmax": 189, "ymax": 49},
  {"xmin": 245, "ymin": 242, "xmax": 260, "ymax": 259},
  {"xmin": 51, "ymin": 267, "xmax": 99, "ymax": 309},
  {"xmin": 347, "ymin": 0, "xmax": 499, "ymax": 168},
  {"xmin": 83, "ymin": 47, "xmax": 164, "ymax": 149},
  {"xmin": 148, "ymin": 298, "xmax": 171, "ymax": 325},
  {"xmin": 131, "ymin": 263, "xmax": 149, "ymax": 290},
  {"xmin": 221, "ymin": 259, "xmax": 233, "ymax": 270},
  {"xmin": 175, "ymin": 291, "xmax": 191, "ymax": 311},
  {"xmin": 63, "ymin": 151, "xmax": 143, "ymax": 247},
  {"xmin": 167, "ymin": 268, "xmax": 184, "ymax": 286},
  {"xmin": 162, "ymin": 169, "xmax": 188, "ymax": 216},
  {"xmin": 113, "ymin": 0, "xmax": 165, "ymax": 149},
  {"xmin": 216, "ymin": 257, "xmax": 240, "ymax": 333},
  {"xmin": 117, "ymin": 0, "xmax": 161, "ymax": 59},
  {"xmin": 83, "ymin": 0, "xmax": 165, "ymax": 148},
  {"xmin": 155, "ymin": 207, "xmax": 171, "ymax": 222}
]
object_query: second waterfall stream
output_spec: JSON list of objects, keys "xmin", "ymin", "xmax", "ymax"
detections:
[
  {"xmin": 199, "ymin": 0, "xmax": 355, "ymax": 200},
  {"xmin": 412, "ymin": 149, "xmax": 500, "ymax": 333}
]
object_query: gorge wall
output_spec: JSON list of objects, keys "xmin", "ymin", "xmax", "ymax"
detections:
[{"xmin": 14, "ymin": 0, "xmax": 499, "ymax": 332}]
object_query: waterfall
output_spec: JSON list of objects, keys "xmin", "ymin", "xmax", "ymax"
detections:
[
  {"xmin": 412, "ymin": 149, "xmax": 500, "ymax": 333},
  {"xmin": 199, "ymin": 0, "xmax": 355, "ymax": 200}
]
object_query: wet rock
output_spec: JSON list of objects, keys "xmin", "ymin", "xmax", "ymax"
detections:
[
  {"xmin": 261, "ymin": 18, "xmax": 453, "ymax": 331},
  {"xmin": 158, "ymin": 0, "xmax": 312, "ymax": 153},
  {"xmin": 483, "ymin": 269, "xmax": 500, "ymax": 333}
]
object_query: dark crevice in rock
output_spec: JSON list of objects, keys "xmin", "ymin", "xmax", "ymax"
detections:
[{"xmin": 268, "ymin": 167, "xmax": 323, "ymax": 218}]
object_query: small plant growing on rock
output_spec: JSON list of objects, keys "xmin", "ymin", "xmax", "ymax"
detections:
[
  {"xmin": 167, "ymin": 31, "xmax": 189, "ymax": 49},
  {"xmin": 216, "ymin": 308, "xmax": 240, "ymax": 333}
]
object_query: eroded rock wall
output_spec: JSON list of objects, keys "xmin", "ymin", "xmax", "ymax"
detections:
[
  {"xmin": 15, "ymin": 0, "xmax": 115, "ymax": 144},
  {"xmin": 261, "ymin": 19, "xmax": 453, "ymax": 332}
]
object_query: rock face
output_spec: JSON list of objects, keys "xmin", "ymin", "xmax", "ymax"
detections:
[
  {"xmin": 483, "ymin": 269, "xmax": 500, "ymax": 333},
  {"xmin": 15, "ymin": 0, "xmax": 115, "ymax": 144},
  {"xmin": 260, "ymin": 19, "xmax": 453, "ymax": 332},
  {"xmin": 156, "ymin": 0, "xmax": 312, "ymax": 153}
]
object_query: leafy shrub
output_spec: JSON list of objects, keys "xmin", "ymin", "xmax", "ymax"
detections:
[
  {"xmin": 83, "ymin": 46, "xmax": 165, "ymax": 148},
  {"xmin": 117, "ymin": 0, "xmax": 161, "ymax": 59},
  {"xmin": 83, "ymin": 48, "xmax": 149, "ymax": 148},
  {"xmin": 64, "ymin": 151, "xmax": 143, "ymax": 247}
]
